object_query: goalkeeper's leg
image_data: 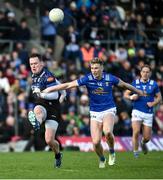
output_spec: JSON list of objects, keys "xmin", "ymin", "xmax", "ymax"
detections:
[
  {"xmin": 45, "ymin": 120, "xmax": 62, "ymax": 168},
  {"xmin": 28, "ymin": 105, "xmax": 47, "ymax": 130}
]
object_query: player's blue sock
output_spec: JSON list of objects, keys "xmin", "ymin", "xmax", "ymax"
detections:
[
  {"xmin": 133, "ymin": 151, "xmax": 139, "ymax": 158},
  {"xmin": 100, "ymin": 155, "xmax": 105, "ymax": 162},
  {"xmin": 55, "ymin": 152, "xmax": 62, "ymax": 168},
  {"xmin": 110, "ymin": 149, "xmax": 115, "ymax": 154}
]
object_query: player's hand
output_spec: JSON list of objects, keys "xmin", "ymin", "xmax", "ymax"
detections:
[
  {"xmin": 33, "ymin": 87, "xmax": 41, "ymax": 98},
  {"xmin": 33, "ymin": 87, "xmax": 41, "ymax": 94},
  {"xmin": 130, "ymin": 94, "xmax": 139, "ymax": 100},
  {"xmin": 137, "ymin": 90, "xmax": 147, "ymax": 96},
  {"xmin": 147, "ymin": 102, "xmax": 154, "ymax": 107},
  {"xmin": 59, "ymin": 94, "xmax": 66, "ymax": 103}
]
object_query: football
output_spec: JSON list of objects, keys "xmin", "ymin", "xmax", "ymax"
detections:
[{"xmin": 49, "ymin": 8, "xmax": 64, "ymax": 23}]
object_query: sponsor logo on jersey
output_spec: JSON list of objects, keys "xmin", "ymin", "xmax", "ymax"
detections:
[
  {"xmin": 92, "ymin": 87, "xmax": 108, "ymax": 95},
  {"xmin": 97, "ymin": 82, "xmax": 102, "ymax": 86}
]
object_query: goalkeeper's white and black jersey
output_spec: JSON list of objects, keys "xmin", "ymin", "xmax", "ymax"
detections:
[{"xmin": 31, "ymin": 67, "xmax": 64, "ymax": 121}]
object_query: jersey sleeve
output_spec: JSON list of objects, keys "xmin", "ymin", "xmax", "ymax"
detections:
[
  {"xmin": 154, "ymin": 81, "xmax": 160, "ymax": 94},
  {"xmin": 46, "ymin": 76, "xmax": 56, "ymax": 87},
  {"xmin": 77, "ymin": 75, "xmax": 88, "ymax": 86},
  {"xmin": 110, "ymin": 74, "xmax": 119, "ymax": 85},
  {"xmin": 131, "ymin": 80, "xmax": 136, "ymax": 87},
  {"xmin": 42, "ymin": 71, "xmax": 57, "ymax": 89}
]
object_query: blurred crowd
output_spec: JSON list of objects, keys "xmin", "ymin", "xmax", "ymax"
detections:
[{"xmin": 0, "ymin": 0, "xmax": 163, "ymax": 150}]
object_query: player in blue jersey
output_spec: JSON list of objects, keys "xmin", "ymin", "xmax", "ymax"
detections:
[
  {"xmin": 28, "ymin": 53, "xmax": 66, "ymax": 168},
  {"xmin": 39, "ymin": 57, "xmax": 144, "ymax": 168},
  {"xmin": 124, "ymin": 65, "xmax": 162, "ymax": 158}
]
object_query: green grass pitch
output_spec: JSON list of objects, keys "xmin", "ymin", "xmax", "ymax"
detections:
[{"xmin": 0, "ymin": 151, "xmax": 163, "ymax": 179}]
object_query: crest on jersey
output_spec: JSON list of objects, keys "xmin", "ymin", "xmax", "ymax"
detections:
[
  {"xmin": 106, "ymin": 82, "xmax": 109, "ymax": 86},
  {"xmin": 142, "ymin": 85, "xmax": 146, "ymax": 90},
  {"xmin": 47, "ymin": 77, "xmax": 55, "ymax": 82}
]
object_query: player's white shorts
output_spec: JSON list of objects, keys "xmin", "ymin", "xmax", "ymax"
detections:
[
  {"xmin": 45, "ymin": 120, "xmax": 58, "ymax": 130},
  {"xmin": 90, "ymin": 107, "xmax": 117, "ymax": 123},
  {"xmin": 131, "ymin": 109, "xmax": 153, "ymax": 127}
]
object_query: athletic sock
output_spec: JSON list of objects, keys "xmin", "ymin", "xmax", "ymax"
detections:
[
  {"xmin": 110, "ymin": 149, "xmax": 115, "ymax": 154},
  {"xmin": 100, "ymin": 155, "xmax": 105, "ymax": 162},
  {"xmin": 55, "ymin": 152, "xmax": 61, "ymax": 159}
]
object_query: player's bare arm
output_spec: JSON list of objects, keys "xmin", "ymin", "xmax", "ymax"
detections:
[
  {"xmin": 147, "ymin": 92, "xmax": 162, "ymax": 107},
  {"xmin": 43, "ymin": 80, "xmax": 78, "ymax": 93},
  {"xmin": 118, "ymin": 79, "xmax": 144, "ymax": 96},
  {"xmin": 124, "ymin": 90, "xmax": 139, "ymax": 101}
]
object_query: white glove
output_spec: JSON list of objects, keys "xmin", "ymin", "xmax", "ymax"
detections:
[
  {"xmin": 33, "ymin": 87, "xmax": 41, "ymax": 98},
  {"xmin": 33, "ymin": 87, "xmax": 41, "ymax": 94}
]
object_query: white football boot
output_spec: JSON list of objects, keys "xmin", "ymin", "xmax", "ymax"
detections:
[{"xmin": 108, "ymin": 153, "xmax": 116, "ymax": 166}]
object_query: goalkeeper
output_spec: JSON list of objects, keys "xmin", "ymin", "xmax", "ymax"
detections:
[{"xmin": 28, "ymin": 53, "xmax": 66, "ymax": 168}]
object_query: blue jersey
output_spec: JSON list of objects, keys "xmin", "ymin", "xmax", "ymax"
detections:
[
  {"xmin": 132, "ymin": 79, "xmax": 160, "ymax": 114},
  {"xmin": 77, "ymin": 72, "xmax": 119, "ymax": 112}
]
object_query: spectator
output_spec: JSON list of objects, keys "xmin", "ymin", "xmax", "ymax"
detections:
[
  {"xmin": 41, "ymin": 9, "xmax": 56, "ymax": 46},
  {"xmin": 16, "ymin": 18, "xmax": 31, "ymax": 41},
  {"xmin": 5, "ymin": 11, "xmax": 18, "ymax": 40},
  {"xmin": 64, "ymin": 25, "xmax": 80, "ymax": 61},
  {"xmin": 78, "ymin": 94, "xmax": 89, "ymax": 116},
  {"xmin": 0, "ymin": 70, "xmax": 10, "ymax": 93},
  {"xmin": 155, "ymin": 103, "xmax": 163, "ymax": 135}
]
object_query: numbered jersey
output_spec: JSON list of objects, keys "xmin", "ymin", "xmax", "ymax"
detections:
[
  {"xmin": 77, "ymin": 72, "xmax": 119, "ymax": 112},
  {"xmin": 132, "ymin": 79, "xmax": 160, "ymax": 114}
]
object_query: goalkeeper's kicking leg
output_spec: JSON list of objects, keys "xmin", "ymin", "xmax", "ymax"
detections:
[{"xmin": 28, "ymin": 105, "xmax": 62, "ymax": 168}]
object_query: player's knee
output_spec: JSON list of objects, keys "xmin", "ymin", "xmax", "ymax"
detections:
[
  {"xmin": 133, "ymin": 130, "xmax": 140, "ymax": 137},
  {"xmin": 34, "ymin": 106, "xmax": 43, "ymax": 114},
  {"xmin": 143, "ymin": 136, "xmax": 150, "ymax": 142},
  {"xmin": 105, "ymin": 131, "xmax": 113, "ymax": 139},
  {"xmin": 92, "ymin": 140, "xmax": 101, "ymax": 147},
  {"xmin": 45, "ymin": 136, "xmax": 53, "ymax": 146}
]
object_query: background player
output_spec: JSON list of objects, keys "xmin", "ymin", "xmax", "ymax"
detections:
[{"xmin": 124, "ymin": 64, "xmax": 162, "ymax": 157}]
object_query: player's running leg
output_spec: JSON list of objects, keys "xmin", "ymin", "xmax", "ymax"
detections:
[
  {"xmin": 103, "ymin": 112, "xmax": 116, "ymax": 165},
  {"xmin": 90, "ymin": 120, "xmax": 106, "ymax": 168},
  {"xmin": 132, "ymin": 121, "xmax": 141, "ymax": 158},
  {"xmin": 45, "ymin": 120, "xmax": 62, "ymax": 168},
  {"xmin": 141, "ymin": 125, "xmax": 152, "ymax": 154}
]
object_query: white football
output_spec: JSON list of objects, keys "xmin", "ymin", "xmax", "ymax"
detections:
[{"xmin": 49, "ymin": 8, "xmax": 64, "ymax": 23}]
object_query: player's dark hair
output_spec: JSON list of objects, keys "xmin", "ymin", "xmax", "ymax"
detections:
[
  {"xmin": 90, "ymin": 57, "xmax": 104, "ymax": 65},
  {"xmin": 140, "ymin": 64, "xmax": 151, "ymax": 72},
  {"xmin": 29, "ymin": 53, "xmax": 43, "ymax": 61}
]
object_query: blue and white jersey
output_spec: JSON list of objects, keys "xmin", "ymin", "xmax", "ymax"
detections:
[
  {"xmin": 77, "ymin": 72, "xmax": 119, "ymax": 112},
  {"xmin": 31, "ymin": 67, "xmax": 61, "ymax": 101},
  {"xmin": 31, "ymin": 68, "xmax": 57, "ymax": 91},
  {"xmin": 132, "ymin": 79, "xmax": 160, "ymax": 114}
]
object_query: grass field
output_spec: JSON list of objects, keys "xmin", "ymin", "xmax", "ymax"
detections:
[{"xmin": 0, "ymin": 151, "xmax": 163, "ymax": 179}]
